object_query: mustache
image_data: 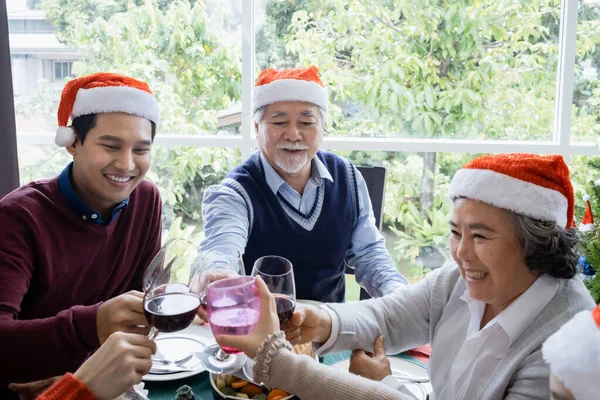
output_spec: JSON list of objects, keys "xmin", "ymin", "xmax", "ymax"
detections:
[{"xmin": 277, "ymin": 142, "xmax": 309, "ymax": 150}]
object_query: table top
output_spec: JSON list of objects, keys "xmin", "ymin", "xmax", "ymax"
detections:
[{"xmin": 145, "ymin": 351, "xmax": 427, "ymax": 399}]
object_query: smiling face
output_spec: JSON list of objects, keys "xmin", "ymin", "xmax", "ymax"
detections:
[
  {"xmin": 255, "ymin": 101, "xmax": 324, "ymax": 179},
  {"xmin": 66, "ymin": 112, "xmax": 153, "ymax": 215},
  {"xmin": 449, "ymin": 198, "xmax": 538, "ymax": 313}
]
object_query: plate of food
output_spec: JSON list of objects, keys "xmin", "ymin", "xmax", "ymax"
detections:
[
  {"xmin": 143, "ymin": 324, "xmax": 216, "ymax": 382},
  {"xmin": 210, "ymin": 372, "xmax": 295, "ymax": 400}
]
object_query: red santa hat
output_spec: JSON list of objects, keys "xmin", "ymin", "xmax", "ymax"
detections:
[
  {"xmin": 542, "ymin": 306, "xmax": 600, "ymax": 400},
  {"xmin": 253, "ymin": 66, "xmax": 328, "ymax": 113},
  {"xmin": 55, "ymin": 72, "xmax": 160, "ymax": 147},
  {"xmin": 580, "ymin": 194, "xmax": 595, "ymax": 232},
  {"xmin": 448, "ymin": 153, "xmax": 574, "ymax": 228}
]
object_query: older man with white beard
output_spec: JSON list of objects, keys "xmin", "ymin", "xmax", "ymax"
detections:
[{"xmin": 200, "ymin": 66, "xmax": 408, "ymax": 303}]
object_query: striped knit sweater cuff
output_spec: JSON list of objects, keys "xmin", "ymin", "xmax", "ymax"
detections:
[
  {"xmin": 37, "ymin": 373, "xmax": 96, "ymax": 400},
  {"xmin": 253, "ymin": 331, "xmax": 294, "ymax": 383}
]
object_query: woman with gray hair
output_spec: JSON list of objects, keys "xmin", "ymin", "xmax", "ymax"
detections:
[{"xmin": 216, "ymin": 153, "xmax": 595, "ymax": 400}]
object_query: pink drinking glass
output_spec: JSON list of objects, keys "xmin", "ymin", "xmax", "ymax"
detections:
[{"xmin": 200, "ymin": 276, "xmax": 260, "ymax": 373}]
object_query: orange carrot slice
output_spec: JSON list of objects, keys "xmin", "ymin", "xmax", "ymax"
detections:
[
  {"xmin": 267, "ymin": 389, "xmax": 288, "ymax": 400},
  {"xmin": 231, "ymin": 379, "xmax": 249, "ymax": 389}
]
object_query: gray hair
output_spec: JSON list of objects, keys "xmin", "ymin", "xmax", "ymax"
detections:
[
  {"xmin": 252, "ymin": 105, "xmax": 327, "ymax": 130},
  {"xmin": 506, "ymin": 211, "xmax": 578, "ymax": 279}
]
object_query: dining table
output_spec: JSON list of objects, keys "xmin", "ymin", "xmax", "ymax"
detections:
[{"xmin": 144, "ymin": 351, "xmax": 428, "ymax": 399}]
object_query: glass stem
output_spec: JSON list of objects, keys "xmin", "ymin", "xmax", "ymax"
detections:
[
  {"xmin": 215, "ymin": 348, "xmax": 231, "ymax": 362},
  {"xmin": 148, "ymin": 326, "xmax": 159, "ymax": 341}
]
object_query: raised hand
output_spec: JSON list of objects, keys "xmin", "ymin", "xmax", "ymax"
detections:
[
  {"xmin": 74, "ymin": 332, "xmax": 156, "ymax": 399},
  {"xmin": 282, "ymin": 303, "xmax": 332, "ymax": 346},
  {"xmin": 349, "ymin": 336, "xmax": 391, "ymax": 381},
  {"xmin": 215, "ymin": 276, "xmax": 279, "ymax": 359},
  {"xmin": 96, "ymin": 291, "xmax": 149, "ymax": 344}
]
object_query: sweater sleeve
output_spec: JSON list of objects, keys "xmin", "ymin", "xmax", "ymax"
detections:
[
  {"xmin": 322, "ymin": 267, "xmax": 443, "ymax": 355},
  {"xmin": 504, "ymin": 349, "xmax": 549, "ymax": 400},
  {"xmin": 0, "ymin": 208, "xmax": 101, "ymax": 384},
  {"xmin": 253, "ymin": 332, "xmax": 412, "ymax": 400},
  {"xmin": 37, "ymin": 373, "xmax": 96, "ymax": 400}
]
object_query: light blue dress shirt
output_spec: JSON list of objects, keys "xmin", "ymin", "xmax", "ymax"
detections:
[{"xmin": 201, "ymin": 153, "xmax": 408, "ymax": 297}]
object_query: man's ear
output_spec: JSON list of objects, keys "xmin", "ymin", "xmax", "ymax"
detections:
[{"xmin": 65, "ymin": 137, "xmax": 81, "ymax": 157}]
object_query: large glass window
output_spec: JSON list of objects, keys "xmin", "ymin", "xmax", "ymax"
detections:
[
  {"xmin": 257, "ymin": 0, "xmax": 560, "ymax": 141},
  {"xmin": 571, "ymin": 0, "xmax": 600, "ymax": 144},
  {"xmin": 5, "ymin": 0, "xmax": 599, "ymax": 290}
]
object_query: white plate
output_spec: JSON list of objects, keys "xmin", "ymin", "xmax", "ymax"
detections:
[
  {"xmin": 331, "ymin": 357, "xmax": 432, "ymax": 399},
  {"xmin": 142, "ymin": 324, "xmax": 216, "ymax": 382}
]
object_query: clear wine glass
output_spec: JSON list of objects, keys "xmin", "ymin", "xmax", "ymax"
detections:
[
  {"xmin": 143, "ymin": 238, "xmax": 202, "ymax": 341},
  {"xmin": 243, "ymin": 255, "xmax": 296, "ymax": 382},
  {"xmin": 201, "ymin": 276, "xmax": 260, "ymax": 373},
  {"xmin": 192, "ymin": 251, "xmax": 249, "ymax": 373},
  {"xmin": 251, "ymin": 255, "xmax": 296, "ymax": 324}
]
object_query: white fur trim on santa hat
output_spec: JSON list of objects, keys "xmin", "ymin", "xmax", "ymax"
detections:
[
  {"xmin": 579, "ymin": 223, "xmax": 595, "ymax": 232},
  {"xmin": 448, "ymin": 168, "xmax": 569, "ymax": 227},
  {"xmin": 55, "ymin": 126, "xmax": 76, "ymax": 147},
  {"xmin": 542, "ymin": 310, "xmax": 600, "ymax": 400},
  {"xmin": 72, "ymin": 86, "xmax": 160, "ymax": 124},
  {"xmin": 253, "ymin": 79, "xmax": 328, "ymax": 113}
]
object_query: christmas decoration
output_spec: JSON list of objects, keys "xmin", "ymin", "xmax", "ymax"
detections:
[
  {"xmin": 579, "ymin": 195, "xmax": 594, "ymax": 232},
  {"xmin": 175, "ymin": 384, "xmax": 195, "ymax": 400},
  {"xmin": 576, "ymin": 158, "xmax": 600, "ymax": 303}
]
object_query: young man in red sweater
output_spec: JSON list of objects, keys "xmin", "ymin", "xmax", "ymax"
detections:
[{"xmin": 0, "ymin": 73, "xmax": 163, "ymax": 399}]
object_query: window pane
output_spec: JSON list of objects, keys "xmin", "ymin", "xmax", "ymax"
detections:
[
  {"xmin": 570, "ymin": 1, "xmax": 600, "ymax": 144},
  {"xmin": 12, "ymin": 0, "xmax": 242, "ymax": 139},
  {"xmin": 257, "ymin": 0, "xmax": 560, "ymax": 141},
  {"xmin": 323, "ymin": 149, "xmax": 478, "ymax": 286}
]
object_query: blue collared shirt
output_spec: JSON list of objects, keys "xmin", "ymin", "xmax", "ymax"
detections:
[
  {"xmin": 201, "ymin": 153, "xmax": 408, "ymax": 297},
  {"xmin": 58, "ymin": 163, "xmax": 128, "ymax": 225}
]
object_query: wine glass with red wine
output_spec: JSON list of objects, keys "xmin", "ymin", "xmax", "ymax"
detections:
[
  {"xmin": 251, "ymin": 255, "xmax": 296, "ymax": 324},
  {"xmin": 143, "ymin": 238, "xmax": 202, "ymax": 341},
  {"xmin": 200, "ymin": 276, "xmax": 260, "ymax": 373},
  {"xmin": 241, "ymin": 255, "xmax": 295, "ymax": 383}
]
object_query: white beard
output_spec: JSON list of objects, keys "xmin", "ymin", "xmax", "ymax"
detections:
[{"xmin": 274, "ymin": 150, "xmax": 309, "ymax": 174}]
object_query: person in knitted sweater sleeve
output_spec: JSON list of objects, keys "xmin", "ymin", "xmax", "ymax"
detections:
[
  {"xmin": 37, "ymin": 332, "xmax": 156, "ymax": 400},
  {"xmin": 217, "ymin": 153, "xmax": 595, "ymax": 400}
]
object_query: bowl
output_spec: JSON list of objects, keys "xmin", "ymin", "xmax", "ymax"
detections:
[{"xmin": 209, "ymin": 372, "xmax": 295, "ymax": 400}]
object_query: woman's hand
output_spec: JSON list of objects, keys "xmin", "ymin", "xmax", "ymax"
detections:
[
  {"xmin": 282, "ymin": 303, "xmax": 332, "ymax": 346},
  {"xmin": 349, "ymin": 336, "xmax": 391, "ymax": 381},
  {"xmin": 215, "ymin": 276, "xmax": 279, "ymax": 359},
  {"xmin": 74, "ymin": 332, "xmax": 156, "ymax": 400}
]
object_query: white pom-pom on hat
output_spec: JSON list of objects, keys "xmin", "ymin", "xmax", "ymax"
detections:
[
  {"xmin": 583, "ymin": 194, "xmax": 591, "ymax": 201},
  {"xmin": 55, "ymin": 126, "xmax": 76, "ymax": 147}
]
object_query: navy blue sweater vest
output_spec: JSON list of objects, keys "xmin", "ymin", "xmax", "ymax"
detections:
[{"xmin": 224, "ymin": 151, "xmax": 359, "ymax": 302}]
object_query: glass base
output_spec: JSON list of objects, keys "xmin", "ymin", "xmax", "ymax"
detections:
[
  {"xmin": 201, "ymin": 344, "xmax": 246, "ymax": 374},
  {"xmin": 242, "ymin": 357, "xmax": 261, "ymax": 385}
]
